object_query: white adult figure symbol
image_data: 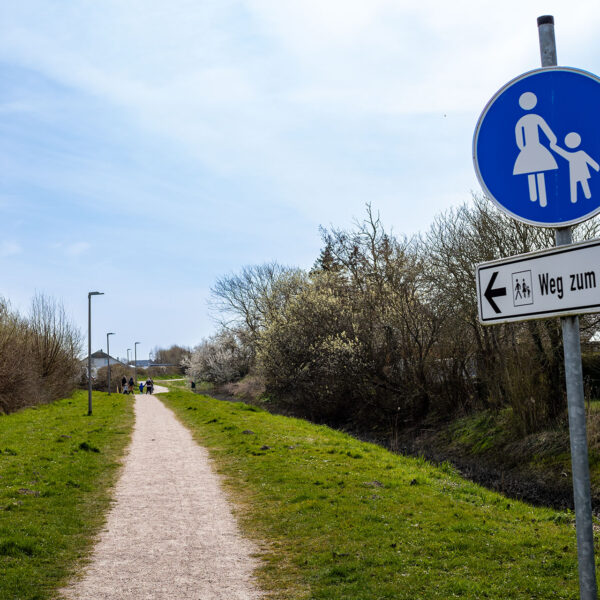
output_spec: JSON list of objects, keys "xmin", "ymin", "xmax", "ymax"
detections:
[{"xmin": 512, "ymin": 91, "xmax": 558, "ymax": 207}]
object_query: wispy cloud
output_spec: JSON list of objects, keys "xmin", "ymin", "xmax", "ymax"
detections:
[
  {"xmin": 0, "ymin": 241, "xmax": 22, "ymax": 257},
  {"xmin": 65, "ymin": 242, "xmax": 91, "ymax": 257},
  {"xmin": 3, "ymin": 3, "xmax": 600, "ymax": 185},
  {"xmin": 50, "ymin": 241, "xmax": 91, "ymax": 257}
]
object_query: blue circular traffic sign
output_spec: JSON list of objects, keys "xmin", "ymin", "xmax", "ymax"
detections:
[{"xmin": 473, "ymin": 67, "xmax": 600, "ymax": 227}]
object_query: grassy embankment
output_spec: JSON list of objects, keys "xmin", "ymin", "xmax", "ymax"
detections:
[
  {"xmin": 163, "ymin": 388, "xmax": 598, "ymax": 600},
  {"xmin": 0, "ymin": 391, "xmax": 134, "ymax": 600},
  {"xmin": 151, "ymin": 374, "xmax": 186, "ymax": 381},
  {"xmin": 151, "ymin": 374, "xmax": 194, "ymax": 393},
  {"xmin": 422, "ymin": 406, "xmax": 600, "ymax": 503},
  {"xmin": 157, "ymin": 376, "xmax": 201, "ymax": 392}
]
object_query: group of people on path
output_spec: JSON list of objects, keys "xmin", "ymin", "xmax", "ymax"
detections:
[{"xmin": 120, "ymin": 376, "xmax": 154, "ymax": 395}]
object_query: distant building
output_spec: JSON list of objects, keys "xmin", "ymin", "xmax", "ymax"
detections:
[
  {"xmin": 134, "ymin": 359, "xmax": 177, "ymax": 369},
  {"xmin": 83, "ymin": 350, "xmax": 127, "ymax": 377},
  {"xmin": 134, "ymin": 359, "xmax": 153, "ymax": 368}
]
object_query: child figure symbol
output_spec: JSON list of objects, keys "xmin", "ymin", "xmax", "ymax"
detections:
[
  {"xmin": 551, "ymin": 133, "xmax": 600, "ymax": 203},
  {"xmin": 513, "ymin": 91, "xmax": 599, "ymax": 206}
]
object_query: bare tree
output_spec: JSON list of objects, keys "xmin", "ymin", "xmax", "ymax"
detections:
[
  {"xmin": 150, "ymin": 345, "xmax": 191, "ymax": 372},
  {"xmin": 210, "ymin": 263, "xmax": 306, "ymax": 341},
  {"xmin": 29, "ymin": 293, "xmax": 82, "ymax": 400},
  {"xmin": 423, "ymin": 194, "xmax": 600, "ymax": 429},
  {"xmin": 0, "ymin": 294, "xmax": 81, "ymax": 413}
]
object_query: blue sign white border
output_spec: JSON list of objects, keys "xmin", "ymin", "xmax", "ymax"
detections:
[{"xmin": 473, "ymin": 66, "xmax": 600, "ymax": 228}]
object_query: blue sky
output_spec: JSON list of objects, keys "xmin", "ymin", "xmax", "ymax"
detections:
[{"xmin": 1, "ymin": 1, "xmax": 600, "ymax": 360}]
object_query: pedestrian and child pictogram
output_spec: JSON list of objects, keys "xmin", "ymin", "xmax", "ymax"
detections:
[
  {"xmin": 474, "ymin": 67, "xmax": 600, "ymax": 227},
  {"xmin": 512, "ymin": 270, "xmax": 533, "ymax": 307}
]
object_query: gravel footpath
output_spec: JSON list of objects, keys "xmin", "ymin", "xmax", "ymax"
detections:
[{"xmin": 62, "ymin": 390, "xmax": 263, "ymax": 599}]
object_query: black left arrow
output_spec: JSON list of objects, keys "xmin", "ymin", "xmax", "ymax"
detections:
[{"xmin": 484, "ymin": 271, "xmax": 506, "ymax": 314}]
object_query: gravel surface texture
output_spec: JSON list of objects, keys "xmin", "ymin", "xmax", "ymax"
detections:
[{"xmin": 63, "ymin": 390, "xmax": 263, "ymax": 599}]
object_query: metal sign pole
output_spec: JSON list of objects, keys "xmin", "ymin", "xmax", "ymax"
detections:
[
  {"xmin": 538, "ymin": 15, "xmax": 598, "ymax": 599},
  {"xmin": 87, "ymin": 293, "xmax": 93, "ymax": 416}
]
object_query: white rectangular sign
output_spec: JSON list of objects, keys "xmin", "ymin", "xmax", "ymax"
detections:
[{"xmin": 476, "ymin": 239, "xmax": 600, "ymax": 324}]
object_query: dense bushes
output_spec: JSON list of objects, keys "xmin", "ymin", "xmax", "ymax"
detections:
[
  {"xmin": 187, "ymin": 197, "xmax": 600, "ymax": 437},
  {"xmin": 258, "ymin": 278, "xmax": 371, "ymax": 422},
  {"xmin": 0, "ymin": 294, "xmax": 82, "ymax": 414},
  {"xmin": 582, "ymin": 353, "xmax": 600, "ymax": 400}
]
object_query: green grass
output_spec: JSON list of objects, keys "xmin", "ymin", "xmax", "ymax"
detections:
[
  {"xmin": 0, "ymin": 390, "xmax": 134, "ymax": 599},
  {"xmin": 193, "ymin": 381, "xmax": 215, "ymax": 392},
  {"xmin": 158, "ymin": 377, "xmax": 195, "ymax": 391},
  {"xmin": 162, "ymin": 389, "xmax": 596, "ymax": 600},
  {"xmin": 445, "ymin": 410, "xmax": 512, "ymax": 455}
]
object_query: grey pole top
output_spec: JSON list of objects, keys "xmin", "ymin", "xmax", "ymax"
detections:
[
  {"xmin": 537, "ymin": 16, "xmax": 572, "ymax": 247},
  {"xmin": 537, "ymin": 15, "xmax": 558, "ymax": 70}
]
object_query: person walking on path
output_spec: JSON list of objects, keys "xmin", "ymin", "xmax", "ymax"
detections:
[
  {"xmin": 139, "ymin": 381, "xmax": 144, "ymax": 393},
  {"xmin": 145, "ymin": 377, "xmax": 153, "ymax": 395},
  {"xmin": 62, "ymin": 393, "xmax": 263, "ymax": 599},
  {"xmin": 121, "ymin": 376, "xmax": 127, "ymax": 394}
]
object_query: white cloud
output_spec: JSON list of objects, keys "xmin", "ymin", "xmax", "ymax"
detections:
[
  {"xmin": 0, "ymin": 241, "xmax": 22, "ymax": 257},
  {"xmin": 2, "ymin": 1, "xmax": 597, "ymax": 229},
  {"xmin": 65, "ymin": 242, "xmax": 91, "ymax": 257},
  {"xmin": 51, "ymin": 241, "xmax": 91, "ymax": 257},
  {"xmin": 3, "ymin": 2, "xmax": 600, "ymax": 160}
]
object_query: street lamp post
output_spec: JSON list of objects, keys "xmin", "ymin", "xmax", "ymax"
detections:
[
  {"xmin": 134, "ymin": 341, "xmax": 140, "ymax": 385},
  {"xmin": 87, "ymin": 291, "xmax": 104, "ymax": 416},
  {"xmin": 127, "ymin": 348, "xmax": 131, "ymax": 367},
  {"xmin": 106, "ymin": 332, "xmax": 115, "ymax": 395}
]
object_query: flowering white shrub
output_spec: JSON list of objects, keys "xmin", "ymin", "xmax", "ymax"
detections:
[{"xmin": 184, "ymin": 329, "xmax": 252, "ymax": 384}]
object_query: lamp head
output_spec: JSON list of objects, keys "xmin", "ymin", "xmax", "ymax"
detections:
[{"xmin": 88, "ymin": 291, "xmax": 104, "ymax": 297}]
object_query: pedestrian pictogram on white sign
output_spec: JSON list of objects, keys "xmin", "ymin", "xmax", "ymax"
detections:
[{"xmin": 512, "ymin": 270, "xmax": 533, "ymax": 306}]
